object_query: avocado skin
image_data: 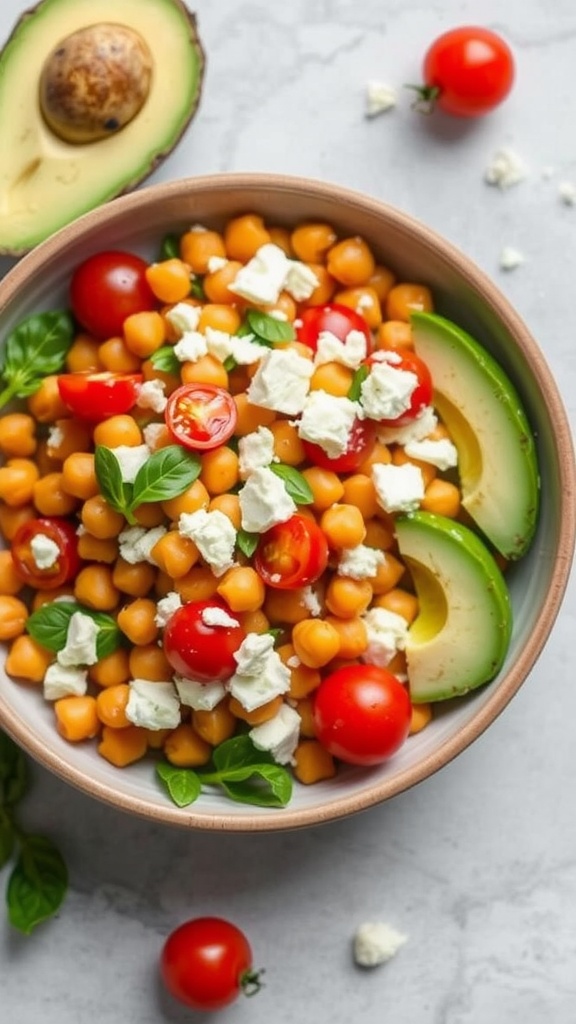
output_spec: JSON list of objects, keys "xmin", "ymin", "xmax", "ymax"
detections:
[
  {"xmin": 395, "ymin": 511, "xmax": 512, "ymax": 703},
  {"xmin": 410, "ymin": 311, "xmax": 540, "ymax": 560},
  {"xmin": 0, "ymin": 0, "xmax": 205, "ymax": 255}
]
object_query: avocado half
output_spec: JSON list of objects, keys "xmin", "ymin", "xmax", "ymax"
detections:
[
  {"xmin": 411, "ymin": 311, "xmax": 540, "ymax": 560},
  {"xmin": 0, "ymin": 0, "xmax": 205, "ymax": 255},
  {"xmin": 395, "ymin": 511, "xmax": 512, "ymax": 703}
]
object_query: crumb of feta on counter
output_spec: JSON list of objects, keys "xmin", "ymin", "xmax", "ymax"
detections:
[
  {"xmin": 364, "ymin": 80, "xmax": 397, "ymax": 117},
  {"xmin": 484, "ymin": 146, "xmax": 528, "ymax": 189},
  {"xmin": 353, "ymin": 921, "xmax": 408, "ymax": 967},
  {"xmin": 499, "ymin": 246, "xmax": 524, "ymax": 271}
]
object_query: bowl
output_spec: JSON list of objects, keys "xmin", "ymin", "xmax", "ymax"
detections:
[{"xmin": 0, "ymin": 173, "xmax": 574, "ymax": 831}]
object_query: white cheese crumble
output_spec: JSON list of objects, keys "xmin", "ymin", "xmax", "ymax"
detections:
[
  {"xmin": 377, "ymin": 406, "xmax": 437, "ymax": 446},
  {"xmin": 30, "ymin": 532, "xmax": 60, "ymax": 570},
  {"xmin": 207, "ymin": 255, "xmax": 228, "ymax": 273},
  {"xmin": 227, "ymin": 633, "xmax": 291, "ymax": 711},
  {"xmin": 283, "ymin": 261, "xmax": 319, "ymax": 301},
  {"xmin": 297, "ymin": 391, "xmax": 359, "ymax": 458},
  {"xmin": 57, "ymin": 612, "xmax": 99, "ymax": 667},
  {"xmin": 499, "ymin": 246, "xmax": 525, "ymax": 271},
  {"xmin": 314, "ymin": 329, "xmax": 367, "ymax": 370},
  {"xmin": 353, "ymin": 922, "xmax": 408, "ymax": 967},
  {"xmin": 46, "ymin": 424, "xmax": 65, "ymax": 451},
  {"xmin": 201, "ymin": 606, "xmax": 240, "ymax": 629},
  {"xmin": 136, "ymin": 379, "xmax": 168, "ymax": 413},
  {"xmin": 404, "ymin": 437, "xmax": 458, "ymax": 470},
  {"xmin": 228, "ymin": 334, "xmax": 267, "ymax": 366},
  {"xmin": 361, "ymin": 607, "xmax": 408, "ymax": 667},
  {"xmin": 173, "ymin": 331, "xmax": 208, "ymax": 363},
  {"xmin": 174, "ymin": 676, "xmax": 226, "ymax": 711},
  {"xmin": 154, "ymin": 591, "xmax": 183, "ymax": 628},
  {"xmin": 558, "ymin": 181, "xmax": 576, "ymax": 206},
  {"xmin": 112, "ymin": 444, "xmax": 150, "ymax": 484},
  {"xmin": 142, "ymin": 422, "xmax": 167, "ymax": 450},
  {"xmin": 484, "ymin": 147, "xmax": 528, "ymax": 189},
  {"xmin": 301, "ymin": 586, "xmax": 322, "ymax": 617},
  {"xmin": 371, "ymin": 462, "xmax": 425, "ymax": 513},
  {"xmin": 338, "ymin": 544, "xmax": 385, "ymax": 580},
  {"xmin": 249, "ymin": 703, "xmax": 301, "ymax": 765},
  {"xmin": 247, "ymin": 348, "xmax": 314, "ymax": 416},
  {"xmin": 165, "ymin": 302, "xmax": 201, "ymax": 335},
  {"xmin": 229, "ymin": 243, "xmax": 290, "ymax": 305},
  {"xmin": 118, "ymin": 525, "xmax": 167, "ymax": 565},
  {"xmin": 238, "ymin": 426, "xmax": 276, "ymax": 478},
  {"xmin": 365, "ymin": 80, "xmax": 398, "ymax": 118},
  {"xmin": 238, "ymin": 467, "xmax": 296, "ymax": 533},
  {"xmin": 43, "ymin": 663, "xmax": 88, "ymax": 701},
  {"xmin": 126, "ymin": 680, "xmax": 181, "ymax": 730},
  {"xmin": 359, "ymin": 361, "xmax": 418, "ymax": 421},
  {"xmin": 178, "ymin": 508, "xmax": 237, "ymax": 576}
]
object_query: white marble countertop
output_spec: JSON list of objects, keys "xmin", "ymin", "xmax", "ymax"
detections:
[{"xmin": 1, "ymin": 1, "xmax": 575, "ymax": 1021}]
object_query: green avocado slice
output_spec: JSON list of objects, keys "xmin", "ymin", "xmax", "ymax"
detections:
[
  {"xmin": 395, "ymin": 511, "xmax": 512, "ymax": 703},
  {"xmin": 0, "ymin": 0, "xmax": 205, "ymax": 255},
  {"xmin": 410, "ymin": 311, "xmax": 540, "ymax": 560}
]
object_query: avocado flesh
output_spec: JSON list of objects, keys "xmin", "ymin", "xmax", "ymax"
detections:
[
  {"xmin": 395, "ymin": 511, "xmax": 512, "ymax": 703},
  {"xmin": 410, "ymin": 311, "xmax": 540, "ymax": 560},
  {"xmin": 0, "ymin": 0, "xmax": 204, "ymax": 255}
]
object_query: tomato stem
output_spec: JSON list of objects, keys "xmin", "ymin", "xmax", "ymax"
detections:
[
  {"xmin": 241, "ymin": 967, "xmax": 265, "ymax": 998},
  {"xmin": 404, "ymin": 83, "xmax": 441, "ymax": 115}
]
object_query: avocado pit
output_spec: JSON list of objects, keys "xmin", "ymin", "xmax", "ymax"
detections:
[{"xmin": 39, "ymin": 23, "xmax": 153, "ymax": 144}]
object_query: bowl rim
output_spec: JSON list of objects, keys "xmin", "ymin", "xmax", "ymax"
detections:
[{"xmin": 1, "ymin": 171, "xmax": 574, "ymax": 832}]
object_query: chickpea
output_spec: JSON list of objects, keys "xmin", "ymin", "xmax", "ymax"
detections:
[
  {"xmin": 179, "ymin": 229, "xmax": 227, "ymax": 275},
  {"xmin": 200, "ymin": 446, "xmax": 239, "ymax": 495},
  {"xmin": 61, "ymin": 452, "xmax": 99, "ymax": 500},
  {"xmin": 0, "ymin": 459, "xmax": 40, "ymax": 507},
  {"xmin": 112, "ymin": 557, "xmax": 156, "ymax": 598},
  {"xmin": 26, "ymin": 376, "xmax": 69, "ymax": 422},
  {"xmin": 224, "ymin": 213, "xmax": 271, "ymax": 262},
  {"xmin": 301, "ymin": 467, "xmax": 345, "ymax": 512},
  {"xmin": 0, "ymin": 549, "xmax": 24, "ymax": 595},
  {"xmin": 98, "ymin": 336, "xmax": 142, "ymax": 372},
  {"xmin": 216, "ymin": 566, "xmax": 265, "ymax": 612},
  {"xmin": 33, "ymin": 472, "xmax": 79, "ymax": 516},
  {"xmin": 291, "ymin": 618, "xmax": 341, "ymax": 668},
  {"xmin": 385, "ymin": 283, "xmax": 434, "ymax": 322},
  {"xmin": 291, "ymin": 222, "xmax": 337, "ymax": 264},
  {"xmin": 80, "ymin": 495, "xmax": 125, "ymax": 539},
  {"xmin": 320, "ymin": 503, "xmax": 366, "ymax": 550},
  {"xmin": 0, "ymin": 595, "xmax": 29, "ymax": 641},
  {"xmin": 0, "ymin": 413, "xmax": 37, "ymax": 458},
  {"xmin": 326, "ymin": 236, "xmax": 376, "ymax": 286},
  {"xmin": 117, "ymin": 598, "xmax": 159, "ymax": 645},
  {"xmin": 66, "ymin": 333, "xmax": 102, "ymax": 373},
  {"xmin": 74, "ymin": 564, "xmax": 120, "ymax": 611},
  {"xmin": 93, "ymin": 415, "xmax": 142, "ymax": 448}
]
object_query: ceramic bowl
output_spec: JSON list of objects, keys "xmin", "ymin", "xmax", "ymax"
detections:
[{"xmin": 0, "ymin": 174, "xmax": 574, "ymax": 831}]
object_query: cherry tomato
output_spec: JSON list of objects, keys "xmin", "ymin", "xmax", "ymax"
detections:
[
  {"xmin": 160, "ymin": 917, "xmax": 262, "ymax": 1011},
  {"xmin": 163, "ymin": 598, "xmax": 246, "ymax": 681},
  {"xmin": 254, "ymin": 514, "xmax": 329, "ymax": 590},
  {"xmin": 165, "ymin": 384, "xmax": 238, "ymax": 452},
  {"xmin": 70, "ymin": 250, "xmax": 157, "ymax": 338},
  {"xmin": 366, "ymin": 351, "xmax": 433, "ymax": 425},
  {"xmin": 296, "ymin": 302, "xmax": 373, "ymax": 352},
  {"xmin": 302, "ymin": 416, "xmax": 376, "ymax": 474},
  {"xmin": 57, "ymin": 371, "xmax": 143, "ymax": 421},
  {"xmin": 419, "ymin": 26, "xmax": 515, "ymax": 118},
  {"xmin": 11, "ymin": 517, "xmax": 80, "ymax": 591},
  {"xmin": 313, "ymin": 664, "xmax": 412, "ymax": 766}
]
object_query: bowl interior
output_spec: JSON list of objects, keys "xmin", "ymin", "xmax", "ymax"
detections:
[{"xmin": 0, "ymin": 173, "xmax": 574, "ymax": 831}]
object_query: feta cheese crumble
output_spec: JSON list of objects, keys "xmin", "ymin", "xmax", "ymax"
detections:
[
  {"xmin": 178, "ymin": 508, "xmax": 237, "ymax": 576},
  {"xmin": 57, "ymin": 612, "xmax": 99, "ymax": 667},
  {"xmin": 499, "ymin": 246, "xmax": 525, "ymax": 271},
  {"xmin": 359, "ymin": 361, "xmax": 418, "ymax": 421},
  {"xmin": 227, "ymin": 633, "xmax": 291, "ymax": 711},
  {"xmin": 201, "ymin": 606, "xmax": 240, "ymax": 629},
  {"xmin": 43, "ymin": 663, "xmax": 88, "ymax": 701},
  {"xmin": 228, "ymin": 243, "xmax": 319, "ymax": 305},
  {"xmin": 247, "ymin": 348, "xmax": 314, "ymax": 416},
  {"xmin": 484, "ymin": 147, "xmax": 528, "ymax": 189},
  {"xmin": 404, "ymin": 437, "xmax": 458, "ymax": 470},
  {"xmin": 238, "ymin": 426, "xmax": 276, "ymax": 478},
  {"xmin": 361, "ymin": 607, "xmax": 408, "ymax": 667},
  {"xmin": 338, "ymin": 544, "xmax": 386, "ymax": 580},
  {"xmin": 136, "ymin": 379, "xmax": 168, "ymax": 413},
  {"xmin": 30, "ymin": 532, "xmax": 60, "ymax": 570},
  {"xmin": 174, "ymin": 676, "xmax": 226, "ymax": 711},
  {"xmin": 353, "ymin": 921, "xmax": 408, "ymax": 967},
  {"xmin": 283, "ymin": 261, "xmax": 319, "ymax": 301},
  {"xmin": 364, "ymin": 80, "xmax": 397, "ymax": 118},
  {"xmin": 371, "ymin": 462, "xmax": 425, "ymax": 513},
  {"xmin": 249, "ymin": 703, "xmax": 301, "ymax": 765},
  {"xmin": 118, "ymin": 525, "xmax": 167, "ymax": 565},
  {"xmin": 297, "ymin": 391, "xmax": 359, "ymax": 459},
  {"xmin": 558, "ymin": 180, "xmax": 576, "ymax": 206},
  {"xmin": 154, "ymin": 591, "xmax": 183, "ymax": 628},
  {"xmin": 112, "ymin": 444, "xmax": 150, "ymax": 483},
  {"xmin": 126, "ymin": 680, "xmax": 181, "ymax": 731},
  {"xmin": 173, "ymin": 331, "xmax": 208, "ymax": 363},
  {"xmin": 314, "ymin": 329, "xmax": 367, "ymax": 370},
  {"xmin": 377, "ymin": 406, "xmax": 437, "ymax": 446},
  {"xmin": 165, "ymin": 302, "xmax": 201, "ymax": 335},
  {"xmin": 238, "ymin": 467, "xmax": 296, "ymax": 533}
]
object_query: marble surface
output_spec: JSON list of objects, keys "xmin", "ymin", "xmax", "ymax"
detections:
[{"xmin": 1, "ymin": 1, "xmax": 576, "ymax": 1021}]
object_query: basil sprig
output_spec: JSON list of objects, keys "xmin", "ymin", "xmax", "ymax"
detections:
[
  {"xmin": 156, "ymin": 735, "xmax": 293, "ymax": 809},
  {"xmin": 94, "ymin": 444, "xmax": 201, "ymax": 524},
  {"xmin": 0, "ymin": 311, "xmax": 74, "ymax": 409},
  {"xmin": 244, "ymin": 309, "xmax": 295, "ymax": 345},
  {"xmin": 269, "ymin": 463, "xmax": 314, "ymax": 504},
  {"xmin": 348, "ymin": 363, "xmax": 369, "ymax": 402},
  {"xmin": 26, "ymin": 601, "xmax": 123, "ymax": 659},
  {"xmin": 0, "ymin": 731, "xmax": 67, "ymax": 933},
  {"xmin": 150, "ymin": 346, "xmax": 181, "ymax": 375},
  {"xmin": 236, "ymin": 528, "xmax": 259, "ymax": 558}
]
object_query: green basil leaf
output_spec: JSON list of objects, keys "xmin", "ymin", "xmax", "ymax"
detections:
[
  {"xmin": 269, "ymin": 463, "xmax": 314, "ymax": 505},
  {"xmin": 189, "ymin": 277, "xmax": 205, "ymax": 300},
  {"xmin": 131, "ymin": 445, "xmax": 201, "ymax": 507},
  {"xmin": 0, "ymin": 814, "xmax": 15, "ymax": 870},
  {"xmin": 86, "ymin": 610, "xmax": 125, "ymax": 659},
  {"xmin": 159, "ymin": 233, "xmax": 180, "ymax": 260},
  {"xmin": 94, "ymin": 446, "xmax": 133, "ymax": 518},
  {"xmin": 150, "ymin": 345, "xmax": 181, "ymax": 375},
  {"xmin": 266, "ymin": 628, "xmax": 284, "ymax": 643},
  {"xmin": 218, "ymin": 766, "xmax": 293, "ymax": 808},
  {"xmin": 7, "ymin": 834, "xmax": 68, "ymax": 934},
  {"xmin": 246, "ymin": 309, "xmax": 295, "ymax": 344},
  {"xmin": 156, "ymin": 763, "xmax": 201, "ymax": 807},
  {"xmin": 0, "ymin": 311, "xmax": 74, "ymax": 407},
  {"xmin": 236, "ymin": 528, "xmax": 259, "ymax": 558},
  {"xmin": 347, "ymin": 363, "xmax": 369, "ymax": 402},
  {"xmin": 26, "ymin": 602, "xmax": 122, "ymax": 659},
  {"xmin": 223, "ymin": 354, "xmax": 237, "ymax": 372},
  {"xmin": 0, "ymin": 731, "xmax": 28, "ymax": 806},
  {"xmin": 210, "ymin": 734, "xmax": 275, "ymax": 772}
]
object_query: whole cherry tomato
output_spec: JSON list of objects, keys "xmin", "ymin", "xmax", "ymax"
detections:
[
  {"xmin": 254, "ymin": 514, "xmax": 329, "ymax": 589},
  {"xmin": 160, "ymin": 917, "xmax": 262, "ymax": 1011},
  {"xmin": 70, "ymin": 250, "xmax": 157, "ymax": 338},
  {"xmin": 416, "ymin": 26, "xmax": 515, "ymax": 117},
  {"xmin": 11, "ymin": 517, "xmax": 80, "ymax": 591},
  {"xmin": 57, "ymin": 371, "xmax": 143, "ymax": 421},
  {"xmin": 313, "ymin": 664, "xmax": 412, "ymax": 765},
  {"xmin": 364, "ymin": 351, "xmax": 433, "ymax": 425},
  {"xmin": 163, "ymin": 598, "xmax": 246, "ymax": 681},
  {"xmin": 302, "ymin": 416, "xmax": 376, "ymax": 474},
  {"xmin": 296, "ymin": 302, "xmax": 373, "ymax": 352},
  {"xmin": 165, "ymin": 384, "xmax": 238, "ymax": 451}
]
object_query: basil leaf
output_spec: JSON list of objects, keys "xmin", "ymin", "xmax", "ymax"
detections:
[
  {"xmin": 190, "ymin": 277, "xmax": 205, "ymax": 300},
  {"xmin": 131, "ymin": 446, "xmax": 201, "ymax": 506},
  {"xmin": 246, "ymin": 309, "xmax": 295, "ymax": 344},
  {"xmin": 236, "ymin": 528, "xmax": 259, "ymax": 558},
  {"xmin": 7, "ymin": 834, "xmax": 68, "ymax": 934},
  {"xmin": 26, "ymin": 602, "xmax": 123, "ymax": 659},
  {"xmin": 150, "ymin": 345, "xmax": 181, "ymax": 375},
  {"xmin": 0, "ymin": 732, "xmax": 28, "ymax": 806},
  {"xmin": 211, "ymin": 734, "xmax": 274, "ymax": 772},
  {"xmin": 223, "ymin": 354, "xmax": 237, "ymax": 372},
  {"xmin": 159, "ymin": 233, "xmax": 180, "ymax": 260},
  {"xmin": 156, "ymin": 763, "xmax": 201, "ymax": 807},
  {"xmin": 0, "ymin": 311, "xmax": 74, "ymax": 408},
  {"xmin": 348, "ymin": 364, "xmax": 369, "ymax": 402},
  {"xmin": 0, "ymin": 814, "xmax": 15, "ymax": 870},
  {"xmin": 94, "ymin": 446, "xmax": 133, "ymax": 518},
  {"xmin": 219, "ymin": 766, "xmax": 293, "ymax": 808},
  {"xmin": 269, "ymin": 463, "xmax": 314, "ymax": 505}
]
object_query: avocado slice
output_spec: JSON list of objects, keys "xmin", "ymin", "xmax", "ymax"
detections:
[
  {"xmin": 0, "ymin": 0, "xmax": 205, "ymax": 255},
  {"xmin": 410, "ymin": 311, "xmax": 540, "ymax": 560},
  {"xmin": 395, "ymin": 511, "xmax": 512, "ymax": 703}
]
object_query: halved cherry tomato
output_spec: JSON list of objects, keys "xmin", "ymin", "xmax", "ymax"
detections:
[
  {"xmin": 57, "ymin": 371, "xmax": 143, "ymax": 421},
  {"xmin": 302, "ymin": 416, "xmax": 377, "ymax": 474},
  {"xmin": 254, "ymin": 514, "xmax": 329, "ymax": 590},
  {"xmin": 365, "ymin": 351, "xmax": 433, "ymax": 425},
  {"xmin": 163, "ymin": 598, "xmax": 246, "ymax": 682},
  {"xmin": 161, "ymin": 917, "xmax": 262, "ymax": 1011},
  {"xmin": 165, "ymin": 384, "xmax": 238, "ymax": 452},
  {"xmin": 11, "ymin": 517, "xmax": 80, "ymax": 591},
  {"xmin": 70, "ymin": 250, "xmax": 157, "ymax": 339},
  {"xmin": 313, "ymin": 664, "xmax": 411, "ymax": 766},
  {"xmin": 417, "ymin": 26, "xmax": 515, "ymax": 118},
  {"xmin": 296, "ymin": 302, "xmax": 373, "ymax": 352}
]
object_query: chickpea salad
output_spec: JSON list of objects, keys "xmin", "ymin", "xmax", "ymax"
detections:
[{"xmin": 0, "ymin": 214, "xmax": 534, "ymax": 809}]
